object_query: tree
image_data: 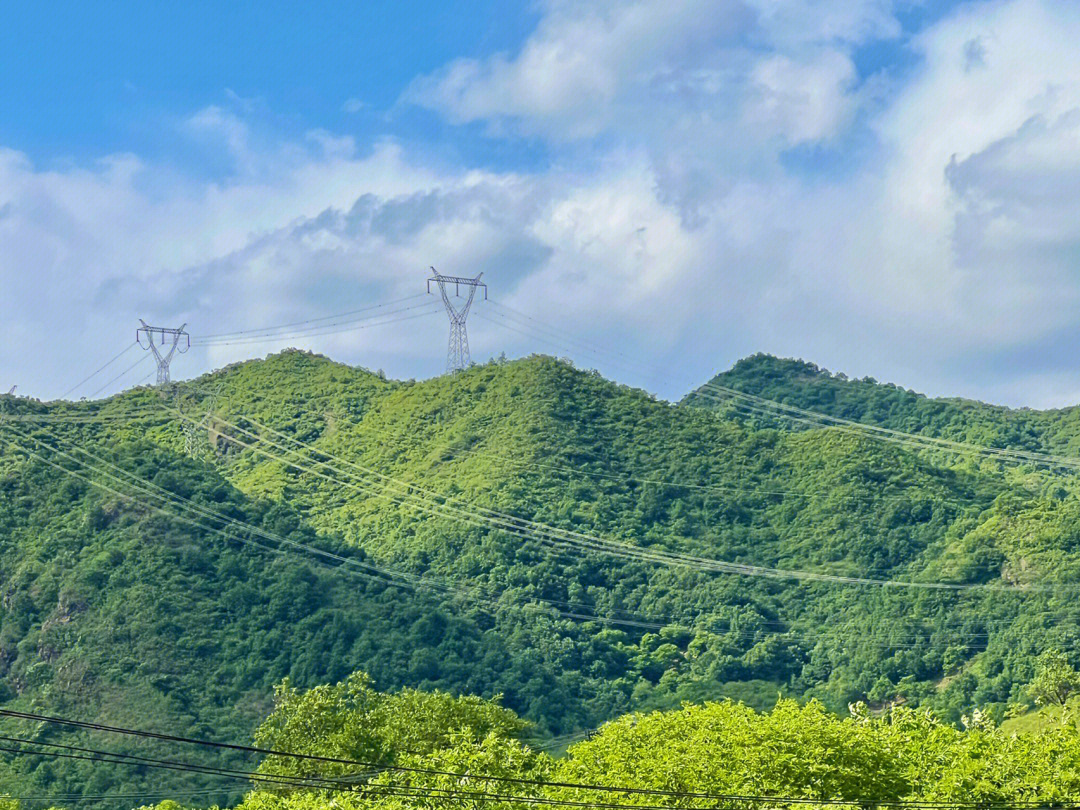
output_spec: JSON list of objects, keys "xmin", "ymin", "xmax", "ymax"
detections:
[{"xmin": 1028, "ymin": 649, "xmax": 1080, "ymax": 707}]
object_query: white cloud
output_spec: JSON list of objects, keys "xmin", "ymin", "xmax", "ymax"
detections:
[
  {"xmin": 745, "ymin": 50, "xmax": 857, "ymax": 144},
  {"xmin": 854, "ymin": 0, "xmax": 1080, "ymax": 347},
  {"xmin": 404, "ymin": 0, "xmax": 878, "ymax": 150},
  {"xmin": 0, "ymin": 123, "xmax": 444, "ymax": 397},
  {"xmin": 11, "ymin": 0, "xmax": 1080, "ymax": 409},
  {"xmin": 406, "ymin": 0, "xmax": 752, "ymax": 139},
  {"xmin": 750, "ymin": 0, "xmax": 900, "ymax": 46},
  {"xmin": 403, "ymin": 0, "xmax": 892, "ymax": 232}
]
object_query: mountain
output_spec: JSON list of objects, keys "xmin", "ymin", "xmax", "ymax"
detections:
[
  {"xmin": 2, "ymin": 350, "xmax": 1080, "ymax": 807},
  {"xmin": 689, "ymin": 353, "xmax": 1080, "ymax": 457}
]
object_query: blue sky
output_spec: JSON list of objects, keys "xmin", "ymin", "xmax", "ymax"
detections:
[
  {"xmin": 0, "ymin": 2, "xmax": 542, "ymax": 169},
  {"xmin": 4, "ymin": 0, "xmax": 1080, "ymax": 407}
]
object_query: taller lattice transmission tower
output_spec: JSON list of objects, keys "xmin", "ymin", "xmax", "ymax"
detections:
[
  {"xmin": 137, "ymin": 320, "xmax": 190, "ymax": 385},
  {"xmin": 428, "ymin": 268, "xmax": 486, "ymax": 373}
]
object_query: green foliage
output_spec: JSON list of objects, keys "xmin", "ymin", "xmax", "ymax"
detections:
[
  {"xmin": 220, "ymin": 676, "xmax": 1080, "ymax": 810},
  {"xmin": 1028, "ymin": 649, "xmax": 1080, "ymax": 707},
  {"xmin": 253, "ymin": 671, "xmax": 526, "ymax": 780},
  {"xmin": 5, "ymin": 350, "xmax": 1080, "ymax": 806}
]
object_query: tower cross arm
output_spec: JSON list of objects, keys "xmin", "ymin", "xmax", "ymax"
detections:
[
  {"xmin": 428, "ymin": 274, "xmax": 487, "ymax": 289},
  {"xmin": 136, "ymin": 320, "xmax": 190, "ymax": 386},
  {"xmin": 427, "ymin": 268, "xmax": 487, "ymax": 299}
]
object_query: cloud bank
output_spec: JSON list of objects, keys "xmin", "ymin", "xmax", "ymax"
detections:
[{"xmin": 5, "ymin": 0, "xmax": 1080, "ymax": 407}]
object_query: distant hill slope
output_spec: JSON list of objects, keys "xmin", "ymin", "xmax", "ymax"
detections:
[
  {"xmin": 687, "ymin": 353, "xmax": 1080, "ymax": 458},
  {"xmin": 3, "ymin": 351, "xmax": 1080, "ymax": 806}
]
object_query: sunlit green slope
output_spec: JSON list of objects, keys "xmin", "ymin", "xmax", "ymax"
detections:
[{"xmin": 2, "ymin": 350, "xmax": 1080, "ymax": 806}]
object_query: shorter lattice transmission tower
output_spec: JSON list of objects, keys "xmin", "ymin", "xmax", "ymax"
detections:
[
  {"xmin": 428, "ymin": 268, "xmax": 486, "ymax": 373},
  {"xmin": 181, "ymin": 383, "xmax": 223, "ymax": 456},
  {"xmin": 137, "ymin": 320, "xmax": 190, "ymax": 385}
]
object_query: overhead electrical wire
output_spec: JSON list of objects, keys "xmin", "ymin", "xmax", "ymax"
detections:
[
  {"xmin": 197, "ymin": 293, "xmax": 430, "ymax": 340},
  {"xmin": 186, "ymin": 412, "xmax": 1077, "ymax": 641},
  {"xmin": 0, "ymin": 411, "xmax": 160, "ymax": 424},
  {"xmin": 196, "ymin": 404, "xmax": 1066, "ymax": 593},
  {"xmin": 0, "ymin": 739, "xmax": 985, "ymax": 810},
  {"xmin": 0, "ymin": 788, "xmax": 234, "ymax": 804},
  {"xmin": 89, "ymin": 412, "xmax": 1064, "ymax": 640},
  {"xmin": 2, "ymin": 423, "xmax": 450, "ymax": 593},
  {"xmin": 48, "ymin": 292, "xmax": 434, "ymax": 402},
  {"xmin": 210, "ymin": 410, "xmax": 1010, "ymax": 601},
  {"xmin": 6, "ymin": 415, "xmax": 730, "ymax": 637},
  {"xmin": 0, "ymin": 747, "xmax": 432, "ymax": 807},
  {"xmin": 1, "ymin": 709, "xmax": 1074, "ymax": 810},
  {"xmin": 8, "ymin": 390, "xmax": 1049, "ymax": 643},
  {"xmin": 0, "ymin": 735, "xmax": 351, "ymax": 792},
  {"xmin": 87, "ymin": 352, "xmax": 153, "ymax": 398},
  {"xmin": 425, "ymin": 435, "xmax": 984, "ymax": 509},
  {"xmin": 487, "ymin": 299, "xmax": 638, "ymax": 365},
  {"xmin": 2, "ymin": 418, "xmax": 1017, "ymax": 648},
  {"xmin": 690, "ymin": 382, "xmax": 1080, "ymax": 471},
  {"xmin": 0, "ymin": 421, "xmax": 673, "ymax": 632},
  {"xmin": 90, "ymin": 402, "xmax": 1059, "ymax": 643},
  {"xmin": 478, "ymin": 303, "xmax": 1080, "ymax": 476},
  {"xmin": 192, "ymin": 301, "xmax": 442, "ymax": 347},
  {"xmin": 58, "ymin": 341, "xmax": 139, "ymax": 399},
  {"xmin": 133, "ymin": 368, "xmax": 157, "ymax": 388},
  {"xmin": 180, "ymin": 381, "xmax": 986, "ymax": 513},
  {"xmin": 483, "ymin": 301, "xmax": 640, "ymax": 375},
  {"xmin": 475, "ymin": 310, "xmax": 641, "ymax": 378}
]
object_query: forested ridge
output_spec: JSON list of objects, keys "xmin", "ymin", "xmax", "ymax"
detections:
[
  {"xmin": 4, "ymin": 350, "xmax": 1080, "ymax": 807},
  {"xmin": 692, "ymin": 353, "xmax": 1080, "ymax": 457}
]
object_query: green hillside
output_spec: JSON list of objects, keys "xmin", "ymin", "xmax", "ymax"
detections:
[
  {"xmin": 3, "ymin": 350, "xmax": 1080, "ymax": 807},
  {"xmin": 689, "ymin": 353, "xmax": 1080, "ymax": 457}
]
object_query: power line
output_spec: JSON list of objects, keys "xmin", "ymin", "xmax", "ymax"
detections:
[
  {"xmin": 3, "ymin": 419, "xmax": 1009, "ymax": 647},
  {"xmin": 197, "ymin": 293, "xmax": 429, "ymax": 340},
  {"xmin": 58, "ymin": 342, "xmax": 138, "ymax": 399},
  {"xmin": 0, "ymin": 788, "xmax": 234, "ymax": 804},
  {"xmin": 691, "ymin": 381, "xmax": 1080, "ymax": 471},
  {"xmin": 7, "ymin": 393, "xmax": 1069, "ymax": 644},
  {"xmin": 32, "ymin": 401, "xmax": 1020, "ymax": 642},
  {"xmin": 192, "ymin": 302, "xmax": 442, "ymax": 347},
  {"xmin": 26, "ymin": 391, "xmax": 1053, "ymax": 620},
  {"xmin": 202, "ymin": 405, "xmax": 1066, "ymax": 593},
  {"xmin": 429, "ymin": 434, "xmax": 986, "ymax": 509},
  {"xmin": 0, "ymin": 737, "xmax": 338, "ymax": 792},
  {"xmin": 87, "ymin": 353, "xmax": 152, "ymax": 398},
  {"xmin": 6, "ymin": 418, "xmax": 1020, "ymax": 648},
  {"xmin": 476, "ymin": 310, "xmax": 638, "ymax": 377},
  {"xmin": 487, "ymin": 299, "xmax": 634, "ymax": 361},
  {"xmin": 1, "ymin": 709, "xmax": 1069, "ymax": 809},
  {"xmin": 9, "ymin": 403, "xmax": 1077, "ymax": 676},
  {"xmin": 480, "ymin": 302, "xmax": 1080, "ymax": 476},
  {"xmin": 59, "ymin": 415, "xmax": 1080, "ymax": 636},
  {"xmin": 1, "ymin": 421, "xmax": 672, "ymax": 631}
]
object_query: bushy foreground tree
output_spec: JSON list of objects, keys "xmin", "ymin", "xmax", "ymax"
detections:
[
  {"xmin": 1028, "ymin": 648, "xmax": 1080, "ymax": 708},
  {"xmin": 109, "ymin": 670, "xmax": 1080, "ymax": 810}
]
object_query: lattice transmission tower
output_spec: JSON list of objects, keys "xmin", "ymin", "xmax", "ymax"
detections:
[
  {"xmin": 428, "ymin": 268, "xmax": 486, "ymax": 373},
  {"xmin": 181, "ymin": 383, "xmax": 224, "ymax": 456},
  {"xmin": 137, "ymin": 320, "xmax": 190, "ymax": 385}
]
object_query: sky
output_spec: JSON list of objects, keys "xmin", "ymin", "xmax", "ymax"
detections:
[{"xmin": 4, "ymin": 0, "xmax": 1080, "ymax": 407}]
